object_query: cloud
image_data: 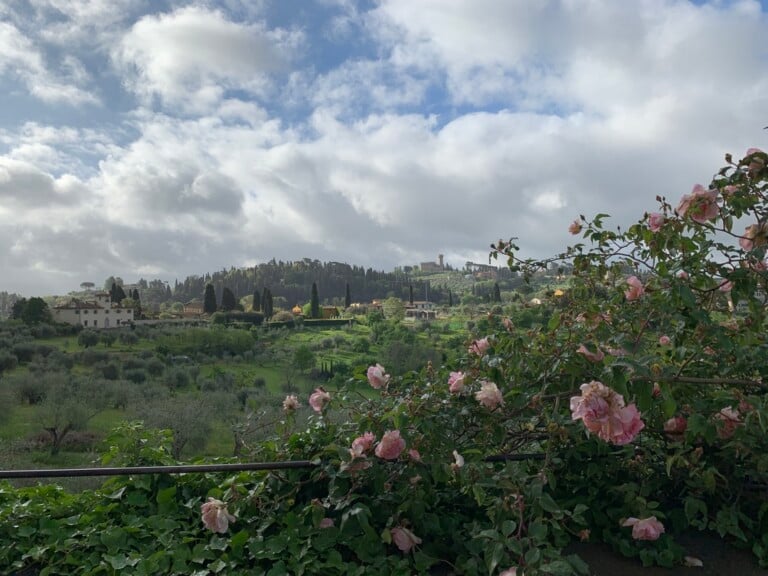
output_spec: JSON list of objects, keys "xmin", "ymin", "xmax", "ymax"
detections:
[
  {"xmin": 0, "ymin": 156, "xmax": 86, "ymax": 207},
  {"xmin": 369, "ymin": 0, "xmax": 768, "ymax": 113},
  {"xmin": 0, "ymin": 20, "xmax": 98, "ymax": 105},
  {"xmin": 1, "ymin": 0, "xmax": 767, "ymax": 297},
  {"xmin": 114, "ymin": 6, "xmax": 301, "ymax": 112}
]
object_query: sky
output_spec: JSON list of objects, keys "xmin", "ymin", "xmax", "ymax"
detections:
[{"xmin": 0, "ymin": 0, "xmax": 767, "ymax": 297}]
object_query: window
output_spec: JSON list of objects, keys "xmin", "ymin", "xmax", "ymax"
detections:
[
  {"xmin": 105, "ymin": 310, "xmax": 109, "ymax": 314},
  {"xmin": 75, "ymin": 310, "xmax": 80, "ymax": 315},
  {"xmin": 83, "ymin": 320, "xmax": 88, "ymax": 326},
  {"xmin": 84, "ymin": 309, "xmax": 89, "ymax": 314}
]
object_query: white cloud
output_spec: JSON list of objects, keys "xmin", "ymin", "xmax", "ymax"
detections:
[
  {"xmin": 114, "ymin": 6, "xmax": 301, "ymax": 112},
  {"xmin": 1, "ymin": 0, "xmax": 767, "ymax": 296},
  {"xmin": 0, "ymin": 20, "xmax": 98, "ymax": 105}
]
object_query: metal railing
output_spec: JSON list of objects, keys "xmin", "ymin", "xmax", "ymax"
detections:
[{"xmin": 0, "ymin": 453, "xmax": 546, "ymax": 479}]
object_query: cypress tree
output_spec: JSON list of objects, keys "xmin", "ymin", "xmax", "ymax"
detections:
[
  {"xmin": 252, "ymin": 290, "xmax": 261, "ymax": 312},
  {"xmin": 265, "ymin": 289, "xmax": 274, "ymax": 320},
  {"xmin": 310, "ymin": 282, "xmax": 320, "ymax": 319},
  {"xmin": 221, "ymin": 287, "xmax": 237, "ymax": 311},
  {"xmin": 409, "ymin": 284, "xmax": 414, "ymax": 305},
  {"xmin": 448, "ymin": 290, "xmax": 453, "ymax": 307},
  {"xmin": 493, "ymin": 283, "xmax": 502, "ymax": 303},
  {"xmin": 345, "ymin": 282, "xmax": 351, "ymax": 309},
  {"xmin": 203, "ymin": 283, "xmax": 217, "ymax": 314},
  {"xmin": 113, "ymin": 283, "xmax": 127, "ymax": 304}
]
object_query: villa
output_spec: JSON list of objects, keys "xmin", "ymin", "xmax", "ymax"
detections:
[{"xmin": 52, "ymin": 291, "xmax": 134, "ymax": 329}]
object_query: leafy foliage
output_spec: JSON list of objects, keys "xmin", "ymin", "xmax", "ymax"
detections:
[{"xmin": 2, "ymin": 148, "xmax": 768, "ymax": 575}]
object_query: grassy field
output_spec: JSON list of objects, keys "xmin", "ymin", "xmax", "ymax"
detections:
[{"xmin": 0, "ymin": 314, "xmax": 471, "ymax": 488}]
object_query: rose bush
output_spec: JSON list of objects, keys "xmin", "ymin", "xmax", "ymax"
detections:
[{"xmin": 1, "ymin": 147, "xmax": 767, "ymax": 575}]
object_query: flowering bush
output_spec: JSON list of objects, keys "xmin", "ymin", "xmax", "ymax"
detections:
[{"xmin": 2, "ymin": 148, "xmax": 768, "ymax": 575}]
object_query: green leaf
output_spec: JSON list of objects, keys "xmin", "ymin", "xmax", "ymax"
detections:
[
  {"xmin": 103, "ymin": 553, "xmax": 130, "ymax": 570},
  {"xmin": 501, "ymin": 520, "xmax": 517, "ymax": 537},
  {"xmin": 661, "ymin": 392, "xmax": 677, "ymax": 419},
  {"xmin": 537, "ymin": 493, "xmax": 560, "ymax": 514},
  {"xmin": 99, "ymin": 527, "xmax": 127, "ymax": 552},
  {"xmin": 156, "ymin": 486, "xmax": 177, "ymax": 514},
  {"xmin": 540, "ymin": 559, "xmax": 577, "ymax": 575},
  {"xmin": 528, "ymin": 520, "xmax": 548, "ymax": 541},
  {"xmin": 634, "ymin": 380, "xmax": 653, "ymax": 413},
  {"xmin": 525, "ymin": 547, "xmax": 541, "ymax": 565},
  {"xmin": 485, "ymin": 542, "xmax": 504, "ymax": 575}
]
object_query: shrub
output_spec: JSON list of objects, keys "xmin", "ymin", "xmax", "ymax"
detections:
[
  {"xmin": 0, "ymin": 350, "xmax": 18, "ymax": 374},
  {"xmin": 79, "ymin": 348, "xmax": 108, "ymax": 366},
  {"xmin": 145, "ymin": 357, "xmax": 165, "ymax": 377},
  {"xmin": 96, "ymin": 362, "xmax": 121, "ymax": 380},
  {"xmin": 12, "ymin": 374, "xmax": 48, "ymax": 405},
  {"xmin": 124, "ymin": 368, "xmax": 147, "ymax": 384}
]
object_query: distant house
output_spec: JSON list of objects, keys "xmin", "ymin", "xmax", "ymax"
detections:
[
  {"xmin": 183, "ymin": 299, "xmax": 204, "ymax": 317},
  {"xmin": 52, "ymin": 291, "xmax": 134, "ymax": 329},
  {"xmin": 405, "ymin": 300, "xmax": 437, "ymax": 320},
  {"xmin": 420, "ymin": 254, "xmax": 445, "ymax": 273},
  {"xmin": 321, "ymin": 306, "xmax": 340, "ymax": 319}
]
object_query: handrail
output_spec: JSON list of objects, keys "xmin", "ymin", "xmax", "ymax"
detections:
[
  {"xmin": 0, "ymin": 461, "xmax": 317, "ymax": 479},
  {"xmin": 0, "ymin": 453, "xmax": 547, "ymax": 479}
]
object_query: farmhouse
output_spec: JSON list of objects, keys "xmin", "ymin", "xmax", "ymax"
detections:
[
  {"xmin": 405, "ymin": 300, "xmax": 437, "ymax": 320},
  {"xmin": 52, "ymin": 291, "xmax": 134, "ymax": 329}
]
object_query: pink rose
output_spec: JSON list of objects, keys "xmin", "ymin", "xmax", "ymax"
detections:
[
  {"xmin": 319, "ymin": 518, "xmax": 335, "ymax": 529},
  {"xmin": 648, "ymin": 212, "xmax": 665, "ymax": 232},
  {"xmin": 282, "ymin": 394, "xmax": 300, "ymax": 412},
  {"xmin": 570, "ymin": 381, "xmax": 645, "ymax": 445},
  {"xmin": 577, "ymin": 344, "xmax": 604, "ymax": 363},
  {"xmin": 677, "ymin": 270, "xmax": 689, "ymax": 279},
  {"xmin": 309, "ymin": 388, "xmax": 331, "ymax": 413},
  {"xmin": 745, "ymin": 148, "xmax": 766, "ymax": 178},
  {"xmin": 722, "ymin": 184, "xmax": 738, "ymax": 197},
  {"xmin": 622, "ymin": 516, "xmax": 665, "ymax": 541},
  {"xmin": 715, "ymin": 406, "xmax": 741, "ymax": 439},
  {"xmin": 451, "ymin": 449, "xmax": 464, "ymax": 471},
  {"xmin": 739, "ymin": 223, "xmax": 767, "ymax": 251},
  {"xmin": 751, "ymin": 259, "xmax": 768, "ymax": 272},
  {"xmin": 676, "ymin": 184, "xmax": 719, "ymax": 224},
  {"xmin": 350, "ymin": 432, "xmax": 376, "ymax": 459},
  {"xmin": 448, "ymin": 371, "xmax": 466, "ymax": 394},
  {"xmin": 658, "ymin": 335, "xmax": 671, "ymax": 346},
  {"xmin": 366, "ymin": 363, "xmax": 390, "ymax": 389},
  {"xmin": 391, "ymin": 526, "xmax": 422, "ymax": 553},
  {"xmin": 500, "ymin": 569, "xmax": 518, "ymax": 576},
  {"xmin": 569, "ymin": 220, "xmax": 583, "ymax": 235},
  {"xmin": 375, "ymin": 430, "xmax": 406, "ymax": 460},
  {"xmin": 469, "ymin": 337, "xmax": 490, "ymax": 356},
  {"xmin": 663, "ymin": 416, "xmax": 687, "ymax": 436},
  {"xmin": 408, "ymin": 449, "xmax": 422, "ymax": 462},
  {"xmin": 624, "ymin": 276, "xmax": 645, "ymax": 301},
  {"xmin": 475, "ymin": 380, "xmax": 504, "ymax": 410},
  {"xmin": 201, "ymin": 498, "xmax": 236, "ymax": 533}
]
